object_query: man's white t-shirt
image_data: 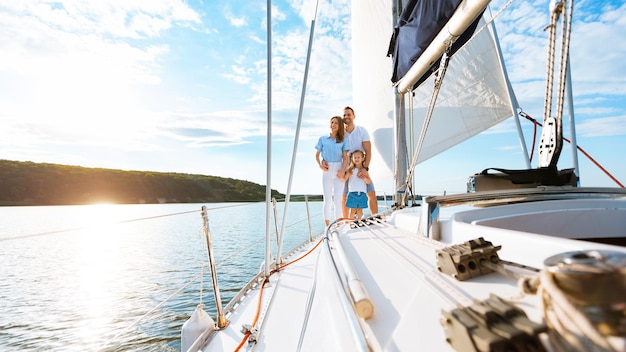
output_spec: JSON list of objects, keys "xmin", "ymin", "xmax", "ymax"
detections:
[{"xmin": 344, "ymin": 125, "xmax": 370, "ymax": 153}]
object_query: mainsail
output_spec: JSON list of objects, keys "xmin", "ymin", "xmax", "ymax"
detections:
[{"xmin": 353, "ymin": 0, "xmax": 517, "ymax": 189}]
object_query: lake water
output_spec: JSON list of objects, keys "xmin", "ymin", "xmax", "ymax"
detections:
[{"xmin": 0, "ymin": 202, "xmax": 328, "ymax": 351}]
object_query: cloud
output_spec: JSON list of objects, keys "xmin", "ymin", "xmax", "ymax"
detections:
[
  {"xmin": 156, "ymin": 109, "xmax": 269, "ymax": 149},
  {"xmin": 577, "ymin": 116, "xmax": 626, "ymax": 137},
  {"xmin": 221, "ymin": 64, "xmax": 252, "ymax": 84},
  {"xmin": 227, "ymin": 16, "xmax": 246, "ymax": 27},
  {"xmin": 0, "ymin": 1, "xmax": 201, "ymax": 76},
  {"xmin": 0, "ymin": 0, "xmax": 205, "ymax": 153},
  {"xmin": 247, "ymin": 1, "xmax": 352, "ymax": 116}
]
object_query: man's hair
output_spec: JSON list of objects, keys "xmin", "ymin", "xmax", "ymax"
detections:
[{"xmin": 343, "ymin": 106, "xmax": 354, "ymax": 114}]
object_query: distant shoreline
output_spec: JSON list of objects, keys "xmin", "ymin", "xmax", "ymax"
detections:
[{"xmin": 0, "ymin": 159, "xmax": 292, "ymax": 206}]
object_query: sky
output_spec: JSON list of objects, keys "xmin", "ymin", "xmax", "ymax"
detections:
[{"xmin": 0, "ymin": 0, "xmax": 624, "ymax": 197}]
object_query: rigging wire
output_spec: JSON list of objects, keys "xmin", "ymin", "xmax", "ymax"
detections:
[
  {"xmin": 1, "ymin": 201, "xmax": 323, "ymax": 243},
  {"xmin": 233, "ymin": 221, "xmax": 345, "ymax": 349},
  {"xmin": 0, "ymin": 202, "xmax": 258, "ymax": 242},
  {"xmin": 404, "ymin": 45, "xmax": 453, "ymax": 196},
  {"xmin": 276, "ymin": 0, "xmax": 321, "ymax": 265},
  {"xmin": 467, "ymin": 0, "xmax": 515, "ymax": 42},
  {"xmin": 0, "ymin": 208, "xmax": 202, "ymax": 242}
]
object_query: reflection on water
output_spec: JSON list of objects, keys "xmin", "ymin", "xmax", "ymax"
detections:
[{"xmin": 0, "ymin": 202, "xmax": 325, "ymax": 351}]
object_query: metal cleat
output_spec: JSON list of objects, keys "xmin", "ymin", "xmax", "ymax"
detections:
[
  {"xmin": 436, "ymin": 237, "xmax": 502, "ymax": 281},
  {"xmin": 441, "ymin": 294, "xmax": 547, "ymax": 352}
]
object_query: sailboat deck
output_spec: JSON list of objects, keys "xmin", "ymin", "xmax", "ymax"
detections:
[
  {"xmin": 337, "ymin": 213, "xmax": 540, "ymax": 350},
  {"xmin": 335, "ymin": 198, "xmax": 626, "ymax": 350},
  {"xmin": 199, "ymin": 194, "xmax": 626, "ymax": 351},
  {"xmin": 202, "ymin": 239, "xmax": 324, "ymax": 351}
]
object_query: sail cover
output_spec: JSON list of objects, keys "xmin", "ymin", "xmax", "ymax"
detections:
[
  {"xmin": 352, "ymin": 0, "xmax": 516, "ymax": 184},
  {"xmin": 389, "ymin": 0, "xmax": 483, "ymax": 88}
]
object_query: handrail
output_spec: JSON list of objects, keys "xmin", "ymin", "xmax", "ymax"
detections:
[
  {"xmin": 419, "ymin": 186, "xmax": 626, "ymax": 239},
  {"xmin": 426, "ymin": 186, "xmax": 626, "ymax": 207}
]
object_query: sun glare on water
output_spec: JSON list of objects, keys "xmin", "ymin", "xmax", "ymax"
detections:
[{"xmin": 69, "ymin": 203, "xmax": 133, "ymax": 346}]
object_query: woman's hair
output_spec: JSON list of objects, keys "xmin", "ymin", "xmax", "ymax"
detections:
[
  {"xmin": 331, "ymin": 115, "xmax": 345, "ymax": 142},
  {"xmin": 347, "ymin": 150, "xmax": 365, "ymax": 173}
]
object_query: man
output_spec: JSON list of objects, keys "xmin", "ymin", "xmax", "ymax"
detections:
[{"xmin": 341, "ymin": 106, "xmax": 378, "ymax": 217}]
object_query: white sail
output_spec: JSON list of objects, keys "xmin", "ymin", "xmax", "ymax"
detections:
[
  {"xmin": 410, "ymin": 18, "xmax": 515, "ymax": 164},
  {"xmin": 351, "ymin": 0, "xmax": 395, "ymax": 182},
  {"xmin": 353, "ymin": 1, "xmax": 515, "ymax": 187}
]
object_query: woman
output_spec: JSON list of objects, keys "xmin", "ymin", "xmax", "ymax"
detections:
[{"xmin": 315, "ymin": 116, "xmax": 348, "ymax": 226}]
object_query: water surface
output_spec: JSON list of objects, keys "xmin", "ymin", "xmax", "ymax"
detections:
[{"xmin": 0, "ymin": 202, "xmax": 325, "ymax": 351}]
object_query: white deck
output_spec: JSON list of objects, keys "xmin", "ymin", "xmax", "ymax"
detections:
[
  {"xmin": 196, "ymin": 193, "xmax": 626, "ymax": 351},
  {"xmin": 199, "ymin": 240, "xmax": 324, "ymax": 351}
]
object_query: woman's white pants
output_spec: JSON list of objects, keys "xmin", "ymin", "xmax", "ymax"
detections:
[{"xmin": 322, "ymin": 161, "xmax": 344, "ymax": 222}]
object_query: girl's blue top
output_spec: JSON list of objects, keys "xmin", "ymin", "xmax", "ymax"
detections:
[{"xmin": 315, "ymin": 135, "xmax": 347, "ymax": 162}]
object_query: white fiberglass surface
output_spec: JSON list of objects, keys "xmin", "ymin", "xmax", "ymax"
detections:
[
  {"xmin": 452, "ymin": 198, "xmax": 626, "ymax": 238},
  {"xmin": 443, "ymin": 199, "xmax": 626, "ymax": 269}
]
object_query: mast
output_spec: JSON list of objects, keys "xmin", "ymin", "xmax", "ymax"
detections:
[
  {"xmin": 264, "ymin": 0, "xmax": 272, "ymax": 278},
  {"xmin": 393, "ymin": 0, "xmax": 408, "ymax": 206},
  {"xmin": 394, "ymin": 89, "xmax": 408, "ymax": 206}
]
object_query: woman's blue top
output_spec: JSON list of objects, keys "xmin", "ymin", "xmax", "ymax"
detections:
[{"xmin": 315, "ymin": 135, "xmax": 347, "ymax": 162}]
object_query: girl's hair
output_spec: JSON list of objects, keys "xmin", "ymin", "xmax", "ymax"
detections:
[
  {"xmin": 330, "ymin": 115, "xmax": 345, "ymax": 142},
  {"xmin": 347, "ymin": 150, "xmax": 365, "ymax": 173}
]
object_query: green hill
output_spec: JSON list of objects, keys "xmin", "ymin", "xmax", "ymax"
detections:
[{"xmin": 0, "ymin": 159, "xmax": 284, "ymax": 205}]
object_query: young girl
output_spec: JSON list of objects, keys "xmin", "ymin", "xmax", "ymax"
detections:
[{"xmin": 339, "ymin": 150, "xmax": 370, "ymax": 220}]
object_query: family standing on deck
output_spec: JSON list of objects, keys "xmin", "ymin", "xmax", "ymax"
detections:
[{"xmin": 315, "ymin": 106, "xmax": 378, "ymax": 226}]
